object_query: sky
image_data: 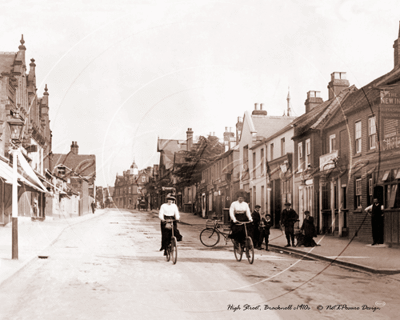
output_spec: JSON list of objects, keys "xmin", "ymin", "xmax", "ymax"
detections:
[{"xmin": 1, "ymin": 0, "xmax": 400, "ymax": 187}]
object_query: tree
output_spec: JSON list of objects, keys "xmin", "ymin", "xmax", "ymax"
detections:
[{"xmin": 173, "ymin": 135, "xmax": 224, "ymax": 187}]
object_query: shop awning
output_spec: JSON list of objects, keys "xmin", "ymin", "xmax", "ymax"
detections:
[
  {"xmin": 0, "ymin": 160, "xmax": 21, "ymax": 185},
  {"xmin": 17, "ymin": 149, "xmax": 48, "ymax": 193},
  {"xmin": 0, "ymin": 159, "xmax": 45, "ymax": 193}
]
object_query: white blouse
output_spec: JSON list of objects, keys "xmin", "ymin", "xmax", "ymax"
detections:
[
  {"xmin": 159, "ymin": 203, "xmax": 180, "ymax": 220},
  {"xmin": 229, "ymin": 201, "xmax": 252, "ymax": 222}
]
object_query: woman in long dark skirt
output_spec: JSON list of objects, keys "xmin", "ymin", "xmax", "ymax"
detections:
[
  {"xmin": 301, "ymin": 211, "xmax": 318, "ymax": 247},
  {"xmin": 159, "ymin": 195, "xmax": 182, "ymax": 256},
  {"xmin": 228, "ymin": 190, "xmax": 253, "ymax": 246}
]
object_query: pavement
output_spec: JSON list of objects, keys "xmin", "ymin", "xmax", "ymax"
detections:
[
  {"xmin": 169, "ymin": 210, "xmax": 400, "ymax": 275},
  {"xmin": 0, "ymin": 209, "xmax": 107, "ymax": 287}
]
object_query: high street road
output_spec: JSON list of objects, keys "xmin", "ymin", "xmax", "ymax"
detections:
[{"xmin": 0, "ymin": 209, "xmax": 398, "ymax": 319}]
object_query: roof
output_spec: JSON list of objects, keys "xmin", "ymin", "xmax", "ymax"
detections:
[
  {"xmin": 251, "ymin": 114, "xmax": 296, "ymax": 140},
  {"xmin": 323, "ymin": 68, "xmax": 400, "ymax": 129},
  {"xmin": 52, "ymin": 152, "xmax": 96, "ymax": 182},
  {"xmin": 0, "ymin": 52, "xmax": 16, "ymax": 74},
  {"xmin": 157, "ymin": 138, "xmax": 187, "ymax": 170}
]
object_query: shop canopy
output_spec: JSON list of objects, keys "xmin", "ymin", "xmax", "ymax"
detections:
[{"xmin": 0, "ymin": 150, "xmax": 48, "ymax": 194}]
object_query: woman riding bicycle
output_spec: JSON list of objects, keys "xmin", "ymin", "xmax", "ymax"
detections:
[
  {"xmin": 228, "ymin": 190, "xmax": 253, "ymax": 246},
  {"xmin": 159, "ymin": 194, "xmax": 182, "ymax": 256}
]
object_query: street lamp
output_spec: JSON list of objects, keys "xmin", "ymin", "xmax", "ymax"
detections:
[{"xmin": 7, "ymin": 111, "xmax": 24, "ymax": 260}]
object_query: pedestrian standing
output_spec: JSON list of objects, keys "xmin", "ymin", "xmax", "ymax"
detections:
[
  {"xmin": 32, "ymin": 199, "xmax": 38, "ymax": 218},
  {"xmin": 365, "ymin": 198, "xmax": 384, "ymax": 245},
  {"xmin": 259, "ymin": 213, "xmax": 272, "ymax": 250},
  {"xmin": 280, "ymin": 202, "xmax": 299, "ymax": 247},
  {"xmin": 91, "ymin": 201, "xmax": 96, "ymax": 214},
  {"xmin": 300, "ymin": 211, "xmax": 318, "ymax": 247},
  {"xmin": 252, "ymin": 205, "xmax": 261, "ymax": 249}
]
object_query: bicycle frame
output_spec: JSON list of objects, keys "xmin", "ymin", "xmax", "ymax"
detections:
[
  {"xmin": 165, "ymin": 218, "xmax": 178, "ymax": 264},
  {"xmin": 234, "ymin": 221, "xmax": 254, "ymax": 264}
]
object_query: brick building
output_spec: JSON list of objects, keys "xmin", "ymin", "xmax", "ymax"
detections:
[{"xmin": 0, "ymin": 35, "xmax": 51, "ymax": 225}]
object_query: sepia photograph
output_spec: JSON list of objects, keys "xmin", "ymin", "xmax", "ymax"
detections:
[{"xmin": 0, "ymin": 0, "xmax": 399, "ymax": 319}]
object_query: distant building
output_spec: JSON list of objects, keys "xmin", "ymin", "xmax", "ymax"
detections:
[{"xmin": 51, "ymin": 141, "xmax": 96, "ymax": 215}]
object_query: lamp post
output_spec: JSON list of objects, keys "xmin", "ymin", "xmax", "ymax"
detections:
[{"xmin": 7, "ymin": 112, "xmax": 25, "ymax": 260}]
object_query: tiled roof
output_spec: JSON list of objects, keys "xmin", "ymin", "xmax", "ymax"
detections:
[
  {"xmin": 0, "ymin": 53, "xmax": 16, "ymax": 74},
  {"xmin": 292, "ymin": 100, "xmax": 331, "ymax": 138},
  {"xmin": 252, "ymin": 115, "xmax": 296, "ymax": 140},
  {"xmin": 52, "ymin": 152, "xmax": 96, "ymax": 181},
  {"xmin": 311, "ymin": 85, "xmax": 357, "ymax": 130}
]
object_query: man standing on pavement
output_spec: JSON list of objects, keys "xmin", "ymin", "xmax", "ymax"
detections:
[
  {"xmin": 280, "ymin": 202, "xmax": 298, "ymax": 247},
  {"xmin": 252, "ymin": 205, "xmax": 261, "ymax": 249},
  {"xmin": 365, "ymin": 198, "xmax": 384, "ymax": 245}
]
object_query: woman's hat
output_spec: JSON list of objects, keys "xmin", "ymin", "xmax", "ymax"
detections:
[{"xmin": 166, "ymin": 194, "xmax": 176, "ymax": 201}]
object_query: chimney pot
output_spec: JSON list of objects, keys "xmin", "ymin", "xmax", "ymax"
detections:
[{"xmin": 254, "ymin": 103, "xmax": 258, "ymax": 110}]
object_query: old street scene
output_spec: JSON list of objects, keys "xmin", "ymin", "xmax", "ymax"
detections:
[{"xmin": 1, "ymin": 2, "xmax": 400, "ymax": 320}]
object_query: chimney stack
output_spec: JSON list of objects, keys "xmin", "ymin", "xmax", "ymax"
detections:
[
  {"xmin": 186, "ymin": 128, "xmax": 193, "ymax": 151},
  {"xmin": 327, "ymin": 72, "xmax": 349, "ymax": 100},
  {"xmin": 71, "ymin": 141, "xmax": 79, "ymax": 155},
  {"xmin": 305, "ymin": 91, "xmax": 323, "ymax": 113},
  {"xmin": 252, "ymin": 102, "xmax": 267, "ymax": 116}
]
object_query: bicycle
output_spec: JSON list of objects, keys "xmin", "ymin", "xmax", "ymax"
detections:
[
  {"xmin": 165, "ymin": 218, "xmax": 178, "ymax": 264},
  {"xmin": 232, "ymin": 221, "xmax": 254, "ymax": 264},
  {"xmin": 199, "ymin": 218, "xmax": 232, "ymax": 247}
]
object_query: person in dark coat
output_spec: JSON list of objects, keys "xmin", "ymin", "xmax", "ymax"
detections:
[
  {"xmin": 91, "ymin": 201, "xmax": 96, "ymax": 214},
  {"xmin": 252, "ymin": 205, "xmax": 261, "ymax": 249},
  {"xmin": 300, "ymin": 211, "xmax": 318, "ymax": 247},
  {"xmin": 365, "ymin": 198, "xmax": 384, "ymax": 245},
  {"xmin": 280, "ymin": 202, "xmax": 299, "ymax": 247},
  {"xmin": 259, "ymin": 213, "xmax": 272, "ymax": 250}
]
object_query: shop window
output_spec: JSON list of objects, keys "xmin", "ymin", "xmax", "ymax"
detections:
[
  {"xmin": 355, "ymin": 178, "xmax": 362, "ymax": 208},
  {"xmin": 322, "ymin": 184, "xmax": 330, "ymax": 210}
]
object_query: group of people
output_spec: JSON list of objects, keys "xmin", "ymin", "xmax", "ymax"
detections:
[
  {"xmin": 228, "ymin": 190, "xmax": 319, "ymax": 249},
  {"xmin": 157, "ymin": 191, "xmax": 385, "ymax": 257}
]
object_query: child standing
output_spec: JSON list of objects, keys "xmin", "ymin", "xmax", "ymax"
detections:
[{"xmin": 259, "ymin": 213, "xmax": 272, "ymax": 251}]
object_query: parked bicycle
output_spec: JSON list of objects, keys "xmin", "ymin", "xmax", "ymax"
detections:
[
  {"xmin": 165, "ymin": 218, "xmax": 178, "ymax": 264},
  {"xmin": 200, "ymin": 218, "xmax": 232, "ymax": 247},
  {"xmin": 232, "ymin": 221, "xmax": 254, "ymax": 264}
]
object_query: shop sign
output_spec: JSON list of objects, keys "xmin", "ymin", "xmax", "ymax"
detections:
[{"xmin": 319, "ymin": 150, "xmax": 338, "ymax": 171}]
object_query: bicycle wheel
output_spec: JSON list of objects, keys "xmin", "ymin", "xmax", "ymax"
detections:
[
  {"xmin": 165, "ymin": 245, "xmax": 171, "ymax": 262},
  {"xmin": 200, "ymin": 228, "xmax": 220, "ymax": 247},
  {"xmin": 171, "ymin": 237, "xmax": 178, "ymax": 264},
  {"xmin": 233, "ymin": 241, "xmax": 243, "ymax": 262},
  {"xmin": 245, "ymin": 237, "xmax": 254, "ymax": 264}
]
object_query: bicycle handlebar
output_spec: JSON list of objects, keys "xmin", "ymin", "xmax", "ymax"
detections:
[{"xmin": 234, "ymin": 221, "xmax": 253, "ymax": 225}]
